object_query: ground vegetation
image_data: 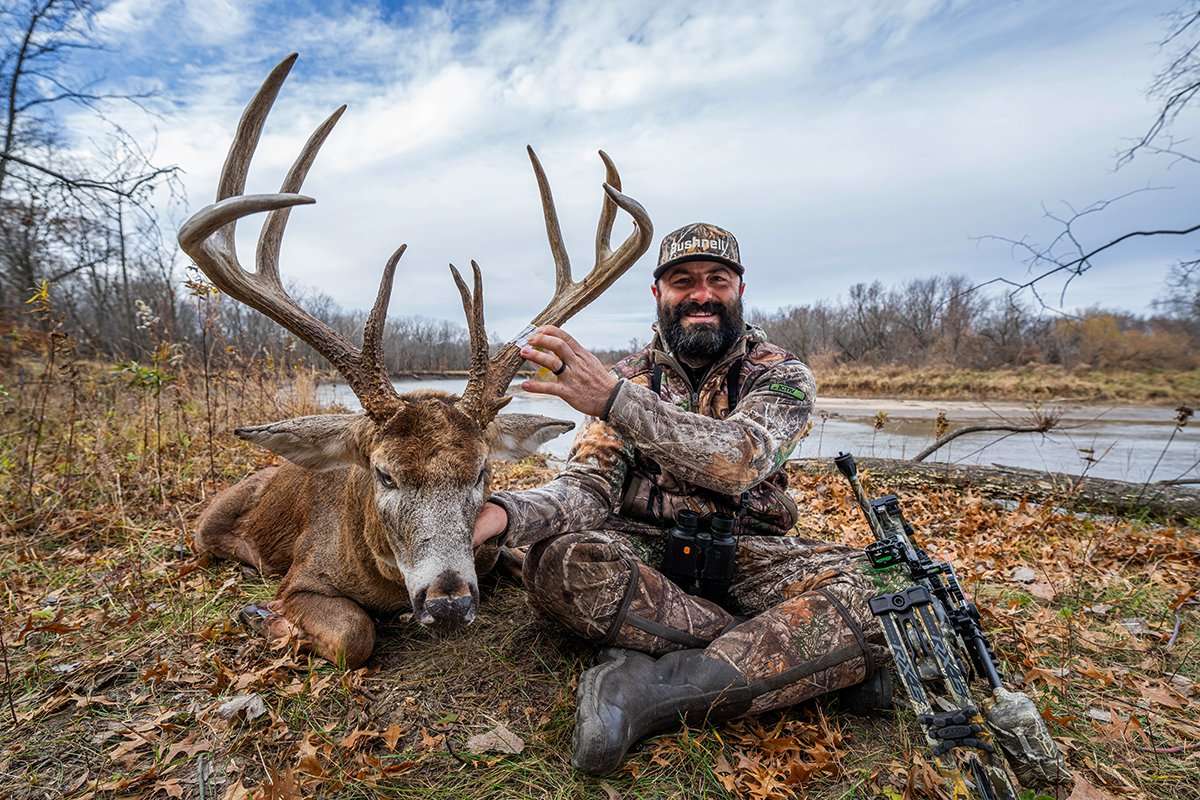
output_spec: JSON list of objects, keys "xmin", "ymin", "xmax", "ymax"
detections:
[{"xmin": 0, "ymin": 346, "xmax": 1195, "ymax": 800}]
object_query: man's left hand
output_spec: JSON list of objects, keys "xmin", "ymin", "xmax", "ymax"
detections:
[{"xmin": 520, "ymin": 325, "xmax": 619, "ymax": 418}]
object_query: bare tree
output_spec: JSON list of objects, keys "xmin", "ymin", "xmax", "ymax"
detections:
[
  {"xmin": 0, "ymin": 0, "xmax": 179, "ymax": 358},
  {"xmin": 980, "ymin": 3, "xmax": 1200, "ymax": 309},
  {"xmin": 0, "ymin": 0, "xmax": 171, "ymax": 200}
]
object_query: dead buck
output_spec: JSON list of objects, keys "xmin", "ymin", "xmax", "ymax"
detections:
[{"xmin": 179, "ymin": 54, "xmax": 653, "ymax": 667}]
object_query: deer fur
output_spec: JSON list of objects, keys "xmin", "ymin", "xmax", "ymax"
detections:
[{"xmin": 196, "ymin": 394, "xmax": 573, "ymax": 667}]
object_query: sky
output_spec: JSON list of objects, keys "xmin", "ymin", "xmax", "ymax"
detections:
[{"xmin": 74, "ymin": 0, "xmax": 1200, "ymax": 347}]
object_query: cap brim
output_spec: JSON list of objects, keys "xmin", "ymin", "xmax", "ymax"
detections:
[{"xmin": 653, "ymin": 253, "xmax": 745, "ymax": 280}]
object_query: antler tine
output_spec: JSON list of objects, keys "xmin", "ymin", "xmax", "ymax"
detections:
[
  {"xmin": 597, "ymin": 181, "xmax": 653, "ymax": 271},
  {"xmin": 450, "ymin": 261, "xmax": 508, "ymax": 421},
  {"xmin": 256, "ymin": 104, "xmax": 347, "ymax": 286},
  {"xmin": 527, "ymin": 146, "xmax": 572, "ymax": 295},
  {"xmin": 357, "ymin": 244, "xmax": 407, "ymax": 409},
  {"xmin": 594, "ymin": 149, "xmax": 621, "ymax": 261},
  {"xmin": 458, "ymin": 150, "xmax": 653, "ymax": 427},
  {"xmin": 179, "ymin": 194, "xmax": 315, "ymax": 251},
  {"xmin": 178, "ymin": 53, "xmax": 403, "ymax": 420},
  {"xmin": 214, "ymin": 53, "xmax": 299, "ymax": 252}
]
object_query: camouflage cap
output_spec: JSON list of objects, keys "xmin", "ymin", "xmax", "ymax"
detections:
[{"xmin": 654, "ymin": 222, "xmax": 743, "ymax": 280}]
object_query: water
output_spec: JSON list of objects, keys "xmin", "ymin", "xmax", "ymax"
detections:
[{"xmin": 317, "ymin": 379, "xmax": 1199, "ymax": 484}]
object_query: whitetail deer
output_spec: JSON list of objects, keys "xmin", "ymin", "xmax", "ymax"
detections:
[{"xmin": 179, "ymin": 54, "xmax": 653, "ymax": 668}]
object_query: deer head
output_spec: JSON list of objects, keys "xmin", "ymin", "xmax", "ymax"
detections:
[{"xmin": 178, "ymin": 53, "xmax": 652, "ymax": 628}]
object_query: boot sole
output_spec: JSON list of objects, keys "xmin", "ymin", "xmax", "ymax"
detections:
[{"xmin": 571, "ymin": 653, "xmax": 637, "ymax": 775}]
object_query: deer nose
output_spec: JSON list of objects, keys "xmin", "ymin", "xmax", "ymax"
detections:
[{"xmin": 417, "ymin": 571, "xmax": 477, "ymax": 626}]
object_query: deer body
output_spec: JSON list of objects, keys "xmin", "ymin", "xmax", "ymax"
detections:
[
  {"xmin": 200, "ymin": 464, "xmax": 424, "ymax": 610},
  {"xmin": 180, "ymin": 53, "xmax": 652, "ymax": 667},
  {"xmin": 195, "ymin": 401, "xmax": 571, "ymax": 667}
]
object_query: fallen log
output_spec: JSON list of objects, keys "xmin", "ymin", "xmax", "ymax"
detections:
[{"xmin": 787, "ymin": 457, "xmax": 1200, "ymax": 523}]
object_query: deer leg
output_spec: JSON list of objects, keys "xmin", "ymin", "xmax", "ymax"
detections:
[
  {"xmin": 195, "ymin": 467, "xmax": 283, "ymax": 575},
  {"xmin": 268, "ymin": 591, "xmax": 376, "ymax": 669}
]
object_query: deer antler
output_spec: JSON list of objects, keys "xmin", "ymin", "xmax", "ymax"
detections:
[
  {"xmin": 177, "ymin": 53, "xmax": 403, "ymax": 420},
  {"xmin": 453, "ymin": 147, "xmax": 653, "ymax": 424}
]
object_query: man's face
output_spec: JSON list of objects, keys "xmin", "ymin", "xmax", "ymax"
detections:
[{"xmin": 652, "ymin": 260, "xmax": 746, "ymax": 363}]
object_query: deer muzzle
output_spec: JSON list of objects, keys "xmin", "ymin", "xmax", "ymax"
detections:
[{"xmin": 414, "ymin": 569, "xmax": 478, "ymax": 627}]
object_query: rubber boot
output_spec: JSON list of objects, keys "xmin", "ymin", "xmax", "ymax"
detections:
[
  {"xmin": 835, "ymin": 666, "xmax": 895, "ymax": 714},
  {"xmin": 571, "ymin": 647, "xmax": 753, "ymax": 775}
]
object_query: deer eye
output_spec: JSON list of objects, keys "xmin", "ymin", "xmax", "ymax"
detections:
[
  {"xmin": 375, "ymin": 468, "xmax": 396, "ymax": 490},
  {"xmin": 475, "ymin": 468, "xmax": 486, "ymax": 486}
]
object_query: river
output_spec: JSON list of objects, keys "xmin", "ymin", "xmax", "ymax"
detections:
[{"xmin": 317, "ymin": 379, "xmax": 1198, "ymax": 484}]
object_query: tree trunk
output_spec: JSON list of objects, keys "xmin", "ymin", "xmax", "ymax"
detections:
[{"xmin": 787, "ymin": 457, "xmax": 1200, "ymax": 523}]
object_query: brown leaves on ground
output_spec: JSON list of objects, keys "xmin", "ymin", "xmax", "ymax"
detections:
[
  {"xmin": 0, "ymin": 360, "xmax": 1197, "ymax": 798},
  {"xmin": 709, "ymin": 709, "xmax": 845, "ymax": 799}
]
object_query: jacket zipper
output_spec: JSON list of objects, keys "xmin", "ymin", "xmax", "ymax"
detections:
[{"xmin": 652, "ymin": 339, "xmax": 747, "ymax": 412}]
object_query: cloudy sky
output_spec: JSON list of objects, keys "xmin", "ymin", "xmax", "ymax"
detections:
[{"xmin": 80, "ymin": 0, "xmax": 1200, "ymax": 347}]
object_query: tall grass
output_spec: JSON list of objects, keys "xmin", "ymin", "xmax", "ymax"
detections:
[{"xmin": 0, "ymin": 324, "xmax": 320, "ymax": 539}]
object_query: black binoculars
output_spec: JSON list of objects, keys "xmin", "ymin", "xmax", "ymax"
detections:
[{"xmin": 660, "ymin": 510, "xmax": 737, "ymax": 604}]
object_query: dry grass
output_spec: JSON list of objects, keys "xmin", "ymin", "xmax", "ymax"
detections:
[
  {"xmin": 817, "ymin": 364, "xmax": 1200, "ymax": 404},
  {"xmin": 0, "ymin": 351, "xmax": 1197, "ymax": 799}
]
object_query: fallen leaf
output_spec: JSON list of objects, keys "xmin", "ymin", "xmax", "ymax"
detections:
[
  {"xmin": 418, "ymin": 727, "xmax": 444, "ymax": 751},
  {"xmin": 108, "ymin": 733, "xmax": 152, "ymax": 765},
  {"xmin": 216, "ymin": 693, "xmax": 266, "ymax": 722},
  {"xmin": 141, "ymin": 660, "xmax": 171, "ymax": 684},
  {"xmin": 211, "ymin": 575, "xmax": 239, "ymax": 602},
  {"xmin": 153, "ymin": 778, "xmax": 186, "ymax": 799},
  {"xmin": 1119, "ymin": 617, "xmax": 1153, "ymax": 637},
  {"xmin": 1010, "ymin": 566, "xmax": 1037, "ymax": 583},
  {"xmin": 1169, "ymin": 673, "xmax": 1194, "ymax": 695},
  {"xmin": 383, "ymin": 723, "xmax": 404, "ymax": 750},
  {"xmin": 1139, "ymin": 682, "xmax": 1187, "ymax": 710},
  {"xmin": 1076, "ymin": 663, "xmax": 1115, "ymax": 685},
  {"xmin": 339, "ymin": 728, "xmax": 381, "ymax": 750},
  {"xmin": 162, "ymin": 736, "xmax": 211, "ymax": 764},
  {"xmin": 295, "ymin": 734, "xmax": 325, "ymax": 777},
  {"xmin": 1067, "ymin": 772, "xmax": 1118, "ymax": 800},
  {"xmin": 259, "ymin": 768, "xmax": 300, "ymax": 800},
  {"xmin": 465, "ymin": 723, "xmax": 524, "ymax": 755},
  {"xmin": 1090, "ymin": 710, "xmax": 1143, "ymax": 744},
  {"xmin": 1028, "ymin": 582, "xmax": 1057, "ymax": 601},
  {"xmin": 1026, "ymin": 666, "xmax": 1069, "ymax": 688},
  {"xmin": 221, "ymin": 777, "xmax": 251, "ymax": 800}
]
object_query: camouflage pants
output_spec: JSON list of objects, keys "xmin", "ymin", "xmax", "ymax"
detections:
[{"xmin": 522, "ymin": 530, "xmax": 888, "ymax": 714}]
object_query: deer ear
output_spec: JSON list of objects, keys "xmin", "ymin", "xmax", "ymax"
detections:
[
  {"xmin": 486, "ymin": 413, "xmax": 575, "ymax": 462},
  {"xmin": 235, "ymin": 414, "xmax": 373, "ymax": 470}
]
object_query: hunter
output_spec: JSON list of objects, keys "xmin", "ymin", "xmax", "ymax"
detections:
[{"xmin": 472, "ymin": 222, "xmax": 889, "ymax": 775}]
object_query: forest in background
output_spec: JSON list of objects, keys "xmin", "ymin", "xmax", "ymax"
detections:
[{"xmin": 3, "ymin": 3, "xmax": 1200, "ymax": 383}]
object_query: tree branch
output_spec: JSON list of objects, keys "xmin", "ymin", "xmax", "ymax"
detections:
[{"xmin": 0, "ymin": 151, "xmax": 178, "ymax": 198}]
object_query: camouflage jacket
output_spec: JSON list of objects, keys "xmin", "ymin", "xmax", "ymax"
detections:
[{"xmin": 490, "ymin": 325, "xmax": 815, "ymax": 547}]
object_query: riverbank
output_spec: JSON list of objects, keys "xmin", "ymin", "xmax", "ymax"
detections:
[
  {"xmin": 355, "ymin": 364, "xmax": 1198, "ymax": 403},
  {"xmin": 814, "ymin": 364, "xmax": 1199, "ymax": 404}
]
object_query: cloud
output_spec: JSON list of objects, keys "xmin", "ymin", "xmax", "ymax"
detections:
[
  {"xmin": 71, "ymin": 0, "xmax": 1196, "ymax": 347},
  {"xmin": 94, "ymin": 0, "xmax": 165, "ymax": 39}
]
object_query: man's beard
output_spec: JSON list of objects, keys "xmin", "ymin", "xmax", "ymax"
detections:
[{"xmin": 657, "ymin": 296, "xmax": 744, "ymax": 363}]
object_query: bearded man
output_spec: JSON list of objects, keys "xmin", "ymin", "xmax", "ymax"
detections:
[{"xmin": 472, "ymin": 223, "xmax": 888, "ymax": 775}]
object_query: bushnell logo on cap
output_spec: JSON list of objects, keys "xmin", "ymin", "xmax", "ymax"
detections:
[{"xmin": 654, "ymin": 222, "xmax": 743, "ymax": 280}]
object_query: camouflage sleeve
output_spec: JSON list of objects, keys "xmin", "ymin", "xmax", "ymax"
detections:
[
  {"xmin": 603, "ymin": 360, "xmax": 815, "ymax": 496},
  {"xmin": 488, "ymin": 416, "xmax": 632, "ymax": 549}
]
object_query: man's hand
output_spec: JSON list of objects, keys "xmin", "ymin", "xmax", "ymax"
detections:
[
  {"xmin": 519, "ymin": 325, "xmax": 619, "ymax": 418},
  {"xmin": 473, "ymin": 501, "xmax": 508, "ymax": 548}
]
